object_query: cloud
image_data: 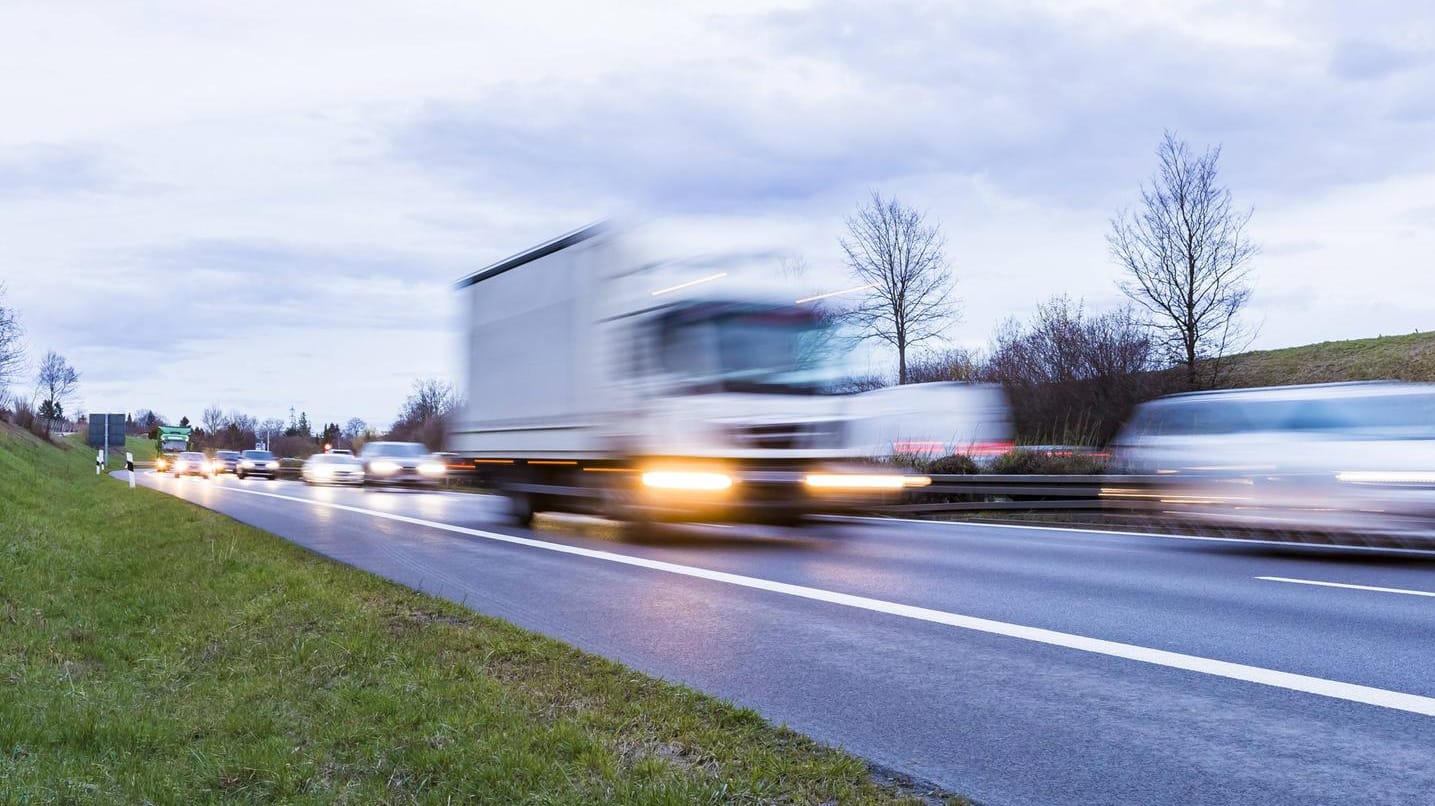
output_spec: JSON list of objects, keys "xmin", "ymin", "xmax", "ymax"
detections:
[
  {"xmin": 4, "ymin": 0, "xmax": 1435, "ymax": 424},
  {"xmin": 1329, "ymin": 39, "xmax": 1430, "ymax": 81},
  {"xmin": 0, "ymin": 144, "xmax": 117, "ymax": 200}
]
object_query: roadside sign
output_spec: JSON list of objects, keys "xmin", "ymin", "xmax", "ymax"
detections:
[{"xmin": 86, "ymin": 413, "xmax": 127, "ymax": 448}]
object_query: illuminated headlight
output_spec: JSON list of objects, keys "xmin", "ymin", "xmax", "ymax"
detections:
[
  {"xmin": 239, "ymin": 459, "xmax": 254, "ymax": 468},
  {"xmin": 641, "ymin": 470, "xmax": 732, "ymax": 491},
  {"xmin": 312, "ymin": 465, "xmax": 334, "ymax": 478},
  {"xmin": 419, "ymin": 461, "xmax": 446, "ymax": 477},
  {"xmin": 265, "ymin": 461, "xmax": 278, "ymax": 470},
  {"xmin": 175, "ymin": 460, "xmax": 188, "ymax": 471},
  {"xmin": 370, "ymin": 460, "xmax": 400, "ymax": 476},
  {"xmin": 804, "ymin": 473, "xmax": 930, "ymax": 490}
]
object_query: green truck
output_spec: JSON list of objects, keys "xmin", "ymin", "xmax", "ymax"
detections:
[{"xmin": 153, "ymin": 425, "xmax": 192, "ymax": 472}]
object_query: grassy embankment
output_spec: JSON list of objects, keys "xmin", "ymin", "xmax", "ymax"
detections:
[
  {"xmin": 1212, "ymin": 330, "xmax": 1435, "ymax": 388},
  {"xmin": 0, "ymin": 426, "xmax": 952, "ymax": 804}
]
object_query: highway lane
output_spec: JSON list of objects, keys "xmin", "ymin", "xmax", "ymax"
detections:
[{"xmin": 127, "ymin": 471, "xmax": 1435, "ymax": 805}]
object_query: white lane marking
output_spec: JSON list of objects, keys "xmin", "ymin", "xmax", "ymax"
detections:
[
  {"xmin": 173, "ymin": 482, "xmax": 1435, "ymax": 718},
  {"xmin": 837, "ymin": 515, "xmax": 1435, "ymax": 558},
  {"xmin": 1258, "ymin": 576, "xmax": 1435, "ymax": 598}
]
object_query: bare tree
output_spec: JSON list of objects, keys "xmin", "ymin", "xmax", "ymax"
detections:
[
  {"xmin": 0, "ymin": 284, "xmax": 23, "ymax": 408},
  {"xmin": 342, "ymin": 417, "xmax": 368, "ymax": 441},
  {"xmin": 258, "ymin": 417, "xmax": 286, "ymax": 448},
  {"xmin": 34, "ymin": 351, "xmax": 79, "ymax": 437},
  {"xmin": 1109, "ymin": 131, "xmax": 1257, "ymax": 389},
  {"xmin": 840, "ymin": 191, "xmax": 957, "ymax": 384},
  {"xmin": 389, "ymin": 379, "xmax": 461, "ymax": 450},
  {"xmin": 202, "ymin": 406, "xmax": 225, "ymax": 435}
]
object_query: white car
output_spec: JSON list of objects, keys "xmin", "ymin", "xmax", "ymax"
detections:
[
  {"xmin": 844, "ymin": 382, "xmax": 1014, "ymax": 462},
  {"xmin": 1110, "ymin": 381, "xmax": 1435, "ymax": 538},
  {"xmin": 301, "ymin": 453, "xmax": 365, "ymax": 486}
]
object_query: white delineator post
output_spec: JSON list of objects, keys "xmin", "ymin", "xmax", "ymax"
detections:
[
  {"xmin": 95, "ymin": 450, "xmax": 103, "ymax": 475},
  {"xmin": 126, "ymin": 451, "xmax": 136, "ymax": 489}
]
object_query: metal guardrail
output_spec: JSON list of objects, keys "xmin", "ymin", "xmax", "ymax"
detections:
[{"xmin": 887, "ymin": 474, "xmax": 1160, "ymax": 515}]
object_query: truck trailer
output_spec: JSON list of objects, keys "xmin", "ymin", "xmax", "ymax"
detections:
[{"xmin": 450, "ymin": 224, "xmax": 932, "ymax": 530}]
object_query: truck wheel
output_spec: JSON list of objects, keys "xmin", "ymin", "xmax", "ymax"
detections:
[
  {"xmin": 600, "ymin": 485, "xmax": 659, "ymax": 542},
  {"xmin": 505, "ymin": 491, "xmax": 536, "ymax": 528}
]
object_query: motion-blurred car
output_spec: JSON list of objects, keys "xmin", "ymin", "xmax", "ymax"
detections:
[
  {"xmin": 212, "ymin": 450, "xmax": 242, "ymax": 474},
  {"xmin": 359, "ymin": 441, "xmax": 445, "ymax": 487},
  {"xmin": 1109, "ymin": 381, "xmax": 1435, "ymax": 538},
  {"xmin": 236, "ymin": 449, "xmax": 279, "ymax": 479},
  {"xmin": 172, "ymin": 451, "xmax": 212, "ymax": 479},
  {"xmin": 844, "ymin": 382, "xmax": 1014, "ymax": 463},
  {"xmin": 301, "ymin": 453, "xmax": 365, "ymax": 485}
]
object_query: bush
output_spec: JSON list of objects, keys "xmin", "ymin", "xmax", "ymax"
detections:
[
  {"xmin": 10, "ymin": 400, "xmax": 50, "ymax": 440},
  {"xmin": 989, "ymin": 449, "xmax": 1106, "ymax": 476},
  {"xmin": 922, "ymin": 454, "xmax": 980, "ymax": 475}
]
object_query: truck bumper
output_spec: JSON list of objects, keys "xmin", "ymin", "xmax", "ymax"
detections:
[{"xmin": 632, "ymin": 464, "xmax": 923, "ymax": 524}]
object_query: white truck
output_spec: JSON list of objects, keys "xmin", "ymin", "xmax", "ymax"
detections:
[{"xmin": 450, "ymin": 223, "xmax": 944, "ymax": 529}]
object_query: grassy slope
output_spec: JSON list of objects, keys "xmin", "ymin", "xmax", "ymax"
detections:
[
  {"xmin": 1213, "ymin": 331, "xmax": 1435, "ymax": 389},
  {"xmin": 0, "ymin": 427, "xmax": 948, "ymax": 804}
]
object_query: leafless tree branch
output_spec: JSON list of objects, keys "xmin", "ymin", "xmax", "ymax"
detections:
[
  {"xmin": 1108, "ymin": 131, "xmax": 1258, "ymax": 389},
  {"xmin": 839, "ymin": 191, "xmax": 958, "ymax": 383}
]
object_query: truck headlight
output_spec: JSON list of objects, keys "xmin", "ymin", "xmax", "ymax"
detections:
[
  {"xmin": 641, "ymin": 470, "xmax": 732, "ymax": 491},
  {"xmin": 419, "ymin": 461, "xmax": 446, "ymax": 477},
  {"xmin": 370, "ymin": 460, "xmax": 400, "ymax": 476}
]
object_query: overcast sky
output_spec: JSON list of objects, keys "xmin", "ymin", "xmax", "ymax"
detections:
[{"xmin": 2, "ymin": 0, "xmax": 1432, "ymax": 428}]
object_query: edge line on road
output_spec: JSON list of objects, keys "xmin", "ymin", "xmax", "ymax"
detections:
[
  {"xmin": 1257, "ymin": 576, "xmax": 1435, "ymax": 598},
  {"xmin": 181, "ymin": 481, "xmax": 1435, "ymax": 718},
  {"xmin": 835, "ymin": 515, "xmax": 1435, "ymax": 558}
]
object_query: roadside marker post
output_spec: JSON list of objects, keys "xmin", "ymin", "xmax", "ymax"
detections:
[
  {"xmin": 126, "ymin": 452, "xmax": 135, "ymax": 489},
  {"xmin": 95, "ymin": 450, "xmax": 103, "ymax": 475}
]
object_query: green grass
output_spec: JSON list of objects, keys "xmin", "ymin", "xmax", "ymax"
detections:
[
  {"xmin": 123, "ymin": 435, "xmax": 157, "ymax": 463},
  {"xmin": 0, "ymin": 426, "xmax": 951, "ymax": 804},
  {"xmin": 1213, "ymin": 330, "xmax": 1435, "ymax": 389}
]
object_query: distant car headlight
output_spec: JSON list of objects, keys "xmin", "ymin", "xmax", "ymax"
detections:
[
  {"xmin": 240, "ymin": 459, "xmax": 254, "ymax": 468},
  {"xmin": 175, "ymin": 460, "xmax": 188, "ymax": 471},
  {"xmin": 370, "ymin": 460, "xmax": 400, "ymax": 475},
  {"xmin": 418, "ymin": 461, "xmax": 446, "ymax": 477},
  {"xmin": 266, "ymin": 461, "xmax": 278, "ymax": 470},
  {"xmin": 311, "ymin": 464, "xmax": 334, "ymax": 478}
]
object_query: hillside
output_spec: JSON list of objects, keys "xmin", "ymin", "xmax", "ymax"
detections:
[{"xmin": 1212, "ymin": 331, "xmax": 1435, "ymax": 389}]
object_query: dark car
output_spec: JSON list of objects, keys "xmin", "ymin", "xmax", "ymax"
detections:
[
  {"xmin": 359, "ymin": 441, "xmax": 445, "ymax": 487},
  {"xmin": 213, "ymin": 450, "xmax": 242, "ymax": 475},
  {"xmin": 172, "ymin": 451, "xmax": 212, "ymax": 479},
  {"xmin": 236, "ymin": 449, "xmax": 279, "ymax": 479}
]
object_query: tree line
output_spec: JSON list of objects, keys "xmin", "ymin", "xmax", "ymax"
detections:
[
  {"xmin": 0, "ymin": 286, "xmax": 82, "ymax": 440},
  {"xmin": 135, "ymin": 379, "xmax": 462, "ymax": 459},
  {"xmin": 826, "ymin": 130, "xmax": 1257, "ymax": 443}
]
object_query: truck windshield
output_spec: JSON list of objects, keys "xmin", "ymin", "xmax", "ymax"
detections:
[
  {"xmin": 661, "ymin": 308, "xmax": 847, "ymax": 394},
  {"xmin": 160, "ymin": 440, "xmax": 187, "ymax": 452}
]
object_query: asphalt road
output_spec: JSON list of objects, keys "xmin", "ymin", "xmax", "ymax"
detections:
[{"xmin": 126, "ymin": 470, "xmax": 1435, "ymax": 805}]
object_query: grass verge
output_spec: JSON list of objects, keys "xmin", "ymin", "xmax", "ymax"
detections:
[{"xmin": 0, "ymin": 426, "xmax": 952, "ymax": 804}]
